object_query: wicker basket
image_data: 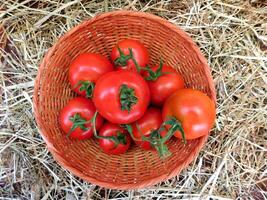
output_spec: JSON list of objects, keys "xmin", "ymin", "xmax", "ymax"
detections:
[{"xmin": 33, "ymin": 11, "xmax": 216, "ymax": 190}]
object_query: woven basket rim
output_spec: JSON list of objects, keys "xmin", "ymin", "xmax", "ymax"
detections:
[{"xmin": 33, "ymin": 10, "xmax": 216, "ymax": 190}]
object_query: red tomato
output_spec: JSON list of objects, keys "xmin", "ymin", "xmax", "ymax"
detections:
[
  {"xmin": 131, "ymin": 107, "xmax": 167, "ymax": 150},
  {"xmin": 59, "ymin": 97, "xmax": 103, "ymax": 140},
  {"xmin": 111, "ymin": 39, "xmax": 149, "ymax": 72},
  {"xmin": 98, "ymin": 123, "xmax": 131, "ymax": 155},
  {"xmin": 93, "ymin": 71, "xmax": 150, "ymax": 124},
  {"xmin": 143, "ymin": 64, "xmax": 184, "ymax": 106},
  {"xmin": 69, "ymin": 53, "xmax": 113, "ymax": 97},
  {"xmin": 162, "ymin": 89, "xmax": 216, "ymax": 140}
]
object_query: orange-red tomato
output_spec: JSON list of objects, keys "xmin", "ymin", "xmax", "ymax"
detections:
[{"xmin": 162, "ymin": 89, "xmax": 216, "ymax": 140}]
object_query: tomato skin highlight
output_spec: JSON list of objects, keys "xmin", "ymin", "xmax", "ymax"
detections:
[
  {"xmin": 162, "ymin": 89, "xmax": 216, "ymax": 140},
  {"xmin": 93, "ymin": 70, "xmax": 150, "ymax": 124},
  {"xmin": 59, "ymin": 97, "xmax": 103, "ymax": 140},
  {"xmin": 69, "ymin": 53, "xmax": 113, "ymax": 97},
  {"xmin": 111, "ymin": 39, "xmax": 149, "ymax": 72},
  {"xmin": 143, "ymin": 65, "xmax": 184, "ymax": 106},
  {"xmin": 132, "ymin": 107, "xmax": 167, "ymax": 150},
  {"xmin": 98, "ymin": 123, "xmax": 131, "ymax": 155}
]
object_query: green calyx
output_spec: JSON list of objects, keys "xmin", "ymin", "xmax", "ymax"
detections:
[
  {"xmin": 116, "ymin": 131, "xmax": 127, "ymax": 145},
  {"xmin": 143, "ymin": 60, "xmax": 165, "ymax": 81},
  {"xmin": 91, "ymin": 112, "xmax": 126, "ymax": 147},
  {"xmin": 121, "ymin": 123, "xmax": 170, "ymax": 158},
  {"xmin": 122, "ymin": 117, "xmax": 186, "ymax": 159},
  {"xmin": 114, "ymin": 47, "xmax": 133, "ymax": 67},
  {"xmin": 119, "ymin": 84, "xmax": 138, "ymax": 112},
  {"xmin": 115, "ymin": 47, "xmax": 141, "ymax": 72},
  {"xmin": 67, "ymin": 113, "xmax": 88, "ymax": 137},
  {"xmin": 78, "ymin": 81, "xmax": 95, "ymax": 98}
]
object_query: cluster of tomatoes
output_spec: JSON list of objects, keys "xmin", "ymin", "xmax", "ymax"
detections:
[{"xmin": 59, "ymin": 39, "xmax": 216, "ymax": 158}]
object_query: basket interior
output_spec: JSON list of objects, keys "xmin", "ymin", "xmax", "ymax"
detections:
[{"xmin": 35, "ymin": 13, "xmax": 214, "ymax": 188}]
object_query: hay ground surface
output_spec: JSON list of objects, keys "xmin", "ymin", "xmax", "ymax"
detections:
[{"xmin": 0, "ymin": 0, "xmax": 266, "ymax": 199}]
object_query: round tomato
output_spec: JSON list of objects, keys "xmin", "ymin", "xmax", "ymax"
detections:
[
  {"xmin": 143, "ymin": 64, "xmax": 184, "ymax": 106},
  {"xmin": 69, "ymin": 53, "xmax": 113, "ymax": 97},
  {"xmin": 162, "ymin": 89, "xmax": 216, "ymax": 140},
  {"xmin": 93, "ymin": 70, "xmax": 150, "ymax": 124},
  {"xmin": 131, "ymin": 107, "xmax": 167, "ymax": 150},
  {"xmin": 59, "ymin": 97, "xmax": 103, "ymax": 140},
  {"xmin": 98, "ymin": 123, "xmax": 131, "ymax": 155},
  {"xmin": 111, "ymin": 39, "xmax": 149, "ymax": 72}
]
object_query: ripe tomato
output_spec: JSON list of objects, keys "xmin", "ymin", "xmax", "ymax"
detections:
[
  {"xmin": 59, "ymin": 97, "xmax": 103, "ymax": 140},
  {"xmin": 69, "ymin": 53, "xmax": 113, "ymax": 98},
  {"xmin": 131, "ymin": 107, "xmax": 167, "ymax": 150},
  {"xmin": 111, "ymin": 39, "xmax": 149, "ymax": 72},
  {"xmin": 98, "ymin": 123, "xmax": 131, "ymax": 155},
  {"xmin": 162, "ymin": 89, "xmax": 216, "ymax": 140},
  {"xmin": 93, "ymin": 70, "xmax": 150, "ymax": 124},
  {"xmin": 143, "ymin": 64, "xmax": 184, "ymax": 106}
]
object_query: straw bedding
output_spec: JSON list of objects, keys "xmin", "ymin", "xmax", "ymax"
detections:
[{"xmin": 0, "ymin": 0, "xmax": 266, "ymax": 199}]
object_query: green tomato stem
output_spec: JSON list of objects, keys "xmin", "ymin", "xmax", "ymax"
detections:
[
  {"xmin": 114, "ymin": 47, "xmax": 142, "ymax": 73},
  {"xmin": 92, "ymin": 111, "xmax": 120, "ymax": 146},
  {"xmin": 161, "ymin": 117, "xmax": 187, "ymax": 144},
  {"xmin": 154, "ymin": 140, "xmax": 171, "ymax": 159},
  {"xmin": 114, "ymin": 47, "xmax": 133, "ymax": 67},
  {"xmin": 144, "ymin": 59, "xmax": 164, "ymax": 81},
  {"xmin": 128, "ymin": 48, "xmax": 141, "ymax": 73}
]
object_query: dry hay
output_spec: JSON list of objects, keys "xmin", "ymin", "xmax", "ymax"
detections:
[{"xmin": 0, "ymin": 0, "xmax": 266, "ymax": 199}]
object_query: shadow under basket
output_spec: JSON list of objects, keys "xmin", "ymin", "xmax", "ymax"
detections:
[{"xmin": 33, "ymin": 11, "xmax": 216, "ymax": 190}]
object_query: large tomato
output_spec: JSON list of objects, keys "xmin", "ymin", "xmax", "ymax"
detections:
[
  {"xmin": 98, "ymin": 123, "xmax": 131, "ymax": 155},
  {"xmin": 69, "ymin": 53, "xmax": 113, "ymax": 97},
  {"xmin": 93, "ymin": 70, "xmax": 150, "ymax": 124},
  {"xmin": 143, "ymin": 64, "xmax": 184, "ymax": 105},
  {"xmin": 111, "ymin": 39, "xmax": 149, "ymax": 72},
  {"xmin": 59, "ymin": 97, "xmax": 103, "ymax": 140},
  {"xmin": 162, "ymin": 89, "xmax": 216, "ymax": 140},
  {"xmin": 131, "ymin": 107, "xmax": 167, "ymax": 150}
]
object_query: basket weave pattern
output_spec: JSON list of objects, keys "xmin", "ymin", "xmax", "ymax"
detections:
[{"xmin": 34, "ymin": 11, "xmax": 216, "ymax": 189}]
